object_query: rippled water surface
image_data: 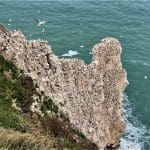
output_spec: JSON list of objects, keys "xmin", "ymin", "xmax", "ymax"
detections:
[{"xmin": 0, "ymin": 0, "xmax": 150, "ymax": 149}]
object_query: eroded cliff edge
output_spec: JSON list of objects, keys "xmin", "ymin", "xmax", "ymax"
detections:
[{"xmin": 0, "ymin": 25, "xmax": 128, "ymax": 149}]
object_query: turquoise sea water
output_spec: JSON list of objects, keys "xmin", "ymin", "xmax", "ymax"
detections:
[{"xmin": 0, "ymin": 0, "xmax": 150, "ymax": 149}]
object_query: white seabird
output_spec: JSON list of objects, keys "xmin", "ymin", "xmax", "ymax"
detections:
[
  {"xmin": 35, "ymin": 19, "xmax": 47, "ymax": 26},
  {"xmin": 144, "ymin": 76, "xmax": 148, "ymax": 79},
  {"xmin": 80, "ymin": 45, "xmax": 84, "ymax": 48}
]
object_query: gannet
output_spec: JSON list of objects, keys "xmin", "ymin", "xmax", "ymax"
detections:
[{"xmin": 35, "ymin": 19, "xmax": 47, "ymax": 26}]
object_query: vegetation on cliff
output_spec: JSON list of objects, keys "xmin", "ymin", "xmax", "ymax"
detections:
[{"xmin": 0, "ymin": 54, "xmax": 98, "ymax": 149}]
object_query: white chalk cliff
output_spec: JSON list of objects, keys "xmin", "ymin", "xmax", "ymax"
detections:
[{"xmin": 0, "ymin": 25, "xmax": 128, "ymax": 149}]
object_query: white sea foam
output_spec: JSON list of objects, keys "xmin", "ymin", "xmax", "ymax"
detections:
[
  {"xmin": 61, "ymin": 50, "xmax": 79, "ymax": 57},
  {"xmin": 120, "ymin": 94, "xmax": 150, "ymax": 150}
]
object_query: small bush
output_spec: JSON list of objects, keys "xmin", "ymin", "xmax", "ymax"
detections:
[
  {"xmin": 0, "ymin": 55, "xmax": 19, "ymax": 78},
  {"xmin": 41, "ymin": 97, "xmax": 58, "ymax": 114}
]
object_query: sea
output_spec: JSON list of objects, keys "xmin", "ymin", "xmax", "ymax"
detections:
[{"xmin": 0, "ymin": 0, "xmax": 150, "ymax": 149}]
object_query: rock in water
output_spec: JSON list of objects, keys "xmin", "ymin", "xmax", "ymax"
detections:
[{"xmin": 0, "ymin": 25, "xmax": 128, "ymax": 149}]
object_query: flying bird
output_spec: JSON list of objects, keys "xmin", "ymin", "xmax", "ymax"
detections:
[{"xmin": 34, "ymin": 19, "xmax": 47, "ymax": 26}]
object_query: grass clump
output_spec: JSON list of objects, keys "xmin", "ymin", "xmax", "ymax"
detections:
[
  {"xmin": 39, "ymin": 115, "xmax": 98, "ymax": 150},
  {"xmin": 12, "ymin": 75, "xmax": 35, "ymax": 113},
  {"xmin": 0, "ymin": 127, "xmax": 57, "ymax": 150},
  {"xmin": 0, "ymin": 55, "xmax": 32, "ymax": 131},
  {"xmin": 0, "ymin": 55, "xmax": 18, "ymax": 78},
  {"xmin": 41, "ymin": 96, "xmax": 58, "ymax": 115}
]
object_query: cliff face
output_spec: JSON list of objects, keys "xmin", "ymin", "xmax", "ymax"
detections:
[{"xmin": 0, "ymin": 25, "xmax": 128, "ymax": 149}]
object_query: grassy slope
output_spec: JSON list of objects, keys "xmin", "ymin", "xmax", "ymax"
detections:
[
  {"xmin": 0, "ymin": 127, "xmax": 56, "ymax": 150},
  {"xmin": 0, "ymin": 54, "xmax": 98, "ymax": 150},
  {"xmin": 0, "ymin": 55, "xmax": 27, "ymax": 131}
]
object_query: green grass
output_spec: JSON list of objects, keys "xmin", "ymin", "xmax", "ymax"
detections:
[
  {"xmin": 0, "ymin": 54, "xmax": 98, "ymax": 149},
  {"xmin": 0, "ymin": 55, "xmax": 18, "ymax": 78},
  {"xmin": 41, "ymin": 96, "xmax": 58, "ymax": 115},
  {"xmin": 0, "ymin": 55, "xmax": 28, "ymax": 130}
]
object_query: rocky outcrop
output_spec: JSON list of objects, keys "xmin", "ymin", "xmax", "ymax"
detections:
[{"xmin": 0, "ymin": 25, "xmax": 128, "ymax": 149}]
